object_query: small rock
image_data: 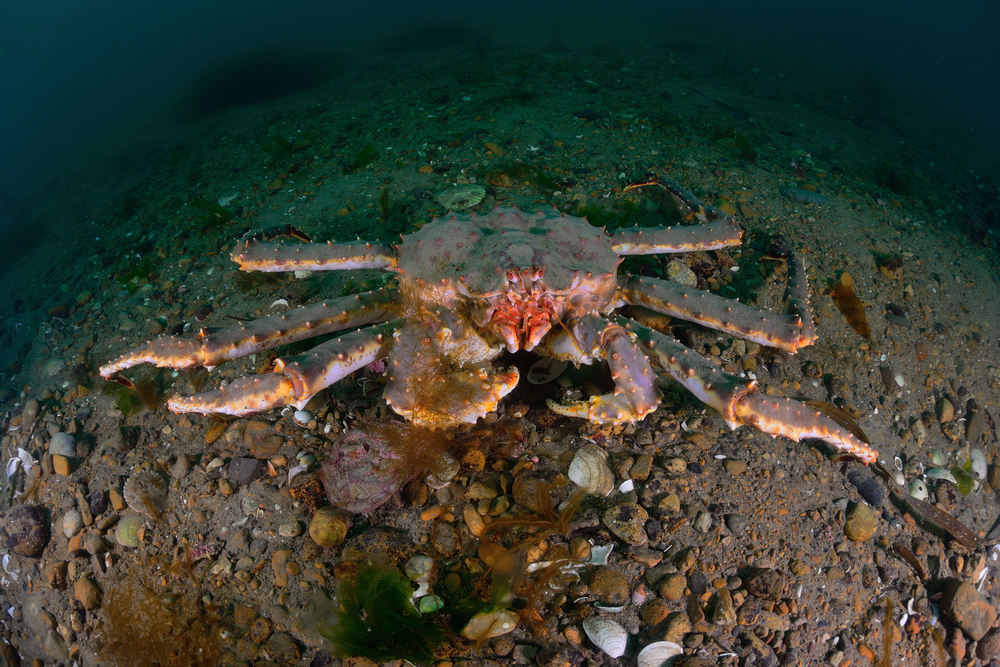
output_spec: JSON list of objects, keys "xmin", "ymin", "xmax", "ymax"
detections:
[
  {"xmin": 245, "ymin": 420, "xmax": 283, "ymax": 458},
  {"xmin": 658, "ymin": 573, "xmax": 687, "ymax": 601},
  {"xmin": 249, "ymin": 616, "xmax": 273, "ymax": 644},
  {"xmin": 74, "ymin": 577, "xmax": 102, "ymax": 610},
  {"xmin": 169, "ymin": 454, "xmax": 191, "ymax": 480},
  {"xmin": 666, "ymin": 260, "xmax": 699, "ymax": 287},
  {"xmin": 52, "ymin": 455, "xmax": 71, "ymax": 476},
  {"xmin": 710, "ymin": 589, "xmax": 737, "ymax": 625},
  {"xmin": 602, "ymin": 502, "xmax": 649, "ymax": 546},
  {"xmin": 264, "ymin": 631, "xmax": 300, "ymax": 663},
  {"xmin": 723, "ymin": 459, "xmax": 747, "ymax": 475},
  {"xmin": 937, "ymin": 397, "xmax": 955, "ymax": 423},
  {"xmin": 641, "ymin": 598, "xmax": 671, "ymax": 626},
  {"xmin": 122, "ymin": 470, "xmax": 168, "ymax": 520},
  {"xmin": 49, "ymin": 432, "xmax": 76, "ymax": 458},
  {"xmin": 745, "ymin": 568, "xmax": 786, "ymax": 600},
  {"xmin": 844, "ymin": 501, "xmax": 877, "ymax": 542},
  {"xmin": 272, "ymin": 549, "xmax": 292, "ymax": 587},
  {"xmin": 2, "ymin": 505, "xmax": 50, "ymax": 557},
  {"xmin": 588, "ymin": 567, "xmax": 628, "ymax": 605},
  {"xmin": 977, "ymin": 628, "xmax": 1000, "ymax": 660},
  {"xmin": 941, "ymin": 579, "xmax": 998, "ymax": 641},
  {"xmin": 724, "ymin": 513, "xmax": 749, "ymax": 533},
  {"xmin": 278, "ymin": 520, "xmax": 304, "ymax": 538},
  {"xmin": 461, "ymin": 609, "xmax": 519, "ymax": 640},
  {"xmin": 693, "ymin": 511, "xmax": 712, "ymax": 533},
  {"xmin": 229, "ymin": 457, "xmax": 266, "ymax": 485},
  {"xmin": 62, "ymin": 510, "xmax": 83, "ymax": 538},
  {"xmin": 109, "ymin": 488, "xmax": 126, "ymax": 512}
]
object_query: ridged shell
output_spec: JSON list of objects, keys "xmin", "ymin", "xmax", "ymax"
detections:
[
  {"xmin": 582, "ymin": 617, "xmax": 627, "ymax": 658},
  {"xmin": 636, "ymin": 641, "xmax": 683, "ymax": 667},
  {"xmin": 568, "ymin": 444, "xmax": 614, "ymax": 496},
  {"xmin": 435, "ymin": 184, "xmax": 486, "ymax": 210}
]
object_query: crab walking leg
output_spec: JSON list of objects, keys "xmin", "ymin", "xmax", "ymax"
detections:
[
  {"xmin": 614, "ymin": 175, "xmax": 744, "ymax": 254},
  {"xmin": 168, "ymin": 321, "xmax": 400, "ymax": 416},
  {"xmin": 100, "ymin": 289, "xmax": 396, "ymax": 378},
  {"xmin": 541, "ymin": 314, "xmax": 662, "ymax": 423},
  {"xmin": 620, "ymin": 254, "xmax": 818, "ymax": 353},
  {"xmin": 620, "ymin": 317, "xmax": 877, "ymax": 464},
  {"xmin": 231, "ymin": 237, "xmax": 395, "ymax": 272}
]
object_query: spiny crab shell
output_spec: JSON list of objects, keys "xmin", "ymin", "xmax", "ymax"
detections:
[{"xmin": 100, "ymin": 176, "xmax": 877, "ymax": 465}]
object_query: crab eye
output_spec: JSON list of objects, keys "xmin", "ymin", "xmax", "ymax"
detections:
[{"xmin": 506, "ymin": 270, "xmax": 519, "ymax": 282}]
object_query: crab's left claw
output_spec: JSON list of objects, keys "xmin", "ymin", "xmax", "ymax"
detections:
[{"xmin": 542, "ymin": 315, "xmax": 662, "ymax": 424}]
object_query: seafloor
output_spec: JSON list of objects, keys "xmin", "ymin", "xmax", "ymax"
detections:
[{"xmin": 0, "ymin": 41, "xmax": 999, "ymax": 667}]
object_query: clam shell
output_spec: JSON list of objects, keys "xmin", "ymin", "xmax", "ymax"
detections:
[
  {"xmin": 909, "ymin": 479, "xmax": 928, "ymax": 501},
  {"xmin": 527, "ymin": 357, "xmax": 569, "ymax": 384},
  {"xmin": 925, "ymin": 467, "xmax": 958, "ymax": 484},
  {"xmin": 971, "ymin": 448, "xmax": 987, "ymax": 480},
  {"xmin": 636, "ymin": 641, "xmax": 683, "ymax": 667},
  {"xmin": 568, "ymin": 444, "xmax": 615, "ymax": 496},
  {"xmin": 582, "ymin": 617, "xmax": 627, "ymax": 658}
]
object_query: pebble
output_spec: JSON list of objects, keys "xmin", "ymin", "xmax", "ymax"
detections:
[
  {"xmin": 1, "ymin": 505, "xmax": 50, "ymax": 557},
  {"xmin": 601, "ymin": 502, "xmax": 649, "ymax": 546},
  {"xmin": 278, "ymin": 521, "xmax": 304, "ymax": 538},
  {"xmin": 74, "ymin": 577, "xmax": 102, "ymax": 610},
  {"xmin": 937, "ymin": 397, "xmax": 955, "ymax": 423},
  {"xmin": 122, "ymin": 470, "xmax": 169, "ymax": 520},
  {"xmin": 245, "ymin": 420, "xmax": 283, "ymax": 458},
  {"xmin": 49, "ymin": 432, "xmax": 76, "ymax": 458},
  {"xmin": 941, "ymin": 580, "xmax": 997, "ymax": 641},
  {"xmin": 658, "ymin": 573, "xmax": 687, "ymax": 601},
  {"xmin": 264, "ymin": 632, "xmax": 300, "ymax": 663},
  {"xmin": 843, "ymin": 501, "xmax": 877, "ymax": 541},
  {"xmin": 724, "ymin": 513, "xmax": 749, "ymax": 534},
  {"xmin": 723, "ymin": 459, "xmax": 747, "ymax": 475},
  {"xmin": 693, "ymin": 511, "xmax": 712, "ymax": 533},
  {"xmin": 846, "ymin": 469, "xmax": 884, "ymax": 507},
  {"xmin": 229, "ymin": 457, "xmax": 266, "ymax": 485},
  {"xmin": 710, "ymin": 589, "xmax": 737, "ymax": 625},
  {"xmin": 62, "ymin": 510, "xmax": 83, "ymax": 538},
  {"xmin": 52, "ymin": 454, "xmax": 71, "ymax": 476},
  {"xmin": 588, "ymin": 567, "xmax": 628, "ymax": 605},
  {"xmin": 272, "ymin": 549, "xmax": 292, "ymax": 587},
  {"xmin": 745, "ymin": 568, "xmax": 786, "ymax": 600},
  {"xmin": 309, "ymin": 507, "xmax": 350, "ymax": 548},
  {"xmin": 170, "ymin": 454, "xmax": 191, "ymax": 480}
]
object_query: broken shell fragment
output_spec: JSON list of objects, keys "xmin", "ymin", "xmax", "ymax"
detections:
[
  {"xmin": 568, "ymin": 444, "xmax": 615, "ymax": 497},
  {"xmin": 582, "ymin": 617, "xmax": 628, "ymax": 658},
  {"xmin": 909, "ymin": 479, "xmax": 928, "ymax": 501},
  {"xmin": 435, "ymin": 184, "xmax": 486, "ymax": 210},
  {"xmin": 636, "ymin": 641, "xmax": 684, "ymax": 667},
  {"xmin": 970, "ymin": 448, "xmax": 987, "ymax": 480}
]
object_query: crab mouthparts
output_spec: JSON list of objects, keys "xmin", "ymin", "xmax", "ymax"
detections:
[{"xmin": 493, "ymin": 267, "xmax": 554, "ymax": 352}]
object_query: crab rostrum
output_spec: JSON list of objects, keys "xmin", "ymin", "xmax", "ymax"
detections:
[{"xmin": 100, "ymin": 176, "xmax": 877, "ymax": 464}]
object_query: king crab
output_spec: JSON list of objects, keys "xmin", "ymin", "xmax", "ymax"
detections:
[{"xmin": 100, "ymin": 176, "xmax": 877, "ymax": 464}]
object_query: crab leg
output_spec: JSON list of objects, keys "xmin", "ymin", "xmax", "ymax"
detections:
[
  {"xmin": 540, "ymin": 314, "xmax": 662, "ymax": 423},
  {"xmin": 620, "ymin": 254, "xmax": 817, "ymax": 353},
  {"xmin": 231, "ymin": 236, "xmax": 396, "ymax": 272},
  {"xmin": 168, "ymin": 321, "xmax": 400, "ymax": 416},
  {"xmin": 100, "ymin": 289, "xmax": 396, "ymax": 378},
  {"xmin": 613, "ymin": 175, "xmax": 743, "ymax": 254},
  {"xmin": 620, "ymin": 317, "xmax": 877, "ymax": 464}
]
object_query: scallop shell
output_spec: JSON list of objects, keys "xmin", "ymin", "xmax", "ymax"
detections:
[
  {"xmin": 42, "ymin": 358, "xmax": 65, "ymax": 377},
  {"xmin": 636, "ymin": 641, "xmax": 684, "ymax": 667},
  {"xmin": 582, "ymin": 617, "xmax": 627, "ymax": 658},
  {"xmin": 568, "ymin": 444, "xmax": 614, "ymax": 496},
  {"xmin": 435, "ymin": 184, "xmax": 486, "ymax": 210}
]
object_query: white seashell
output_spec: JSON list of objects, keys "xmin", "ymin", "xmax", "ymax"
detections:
[
  {"xmin": 527, "ymin": 357, "xmax": 569, "ymax": 384},
  {"xmin": 971, "ymin": 448, "xmax": 987, "ymax": 480},
  {"xmin": 270, "ymin": 299, "xmax": 290, "ymax": 310},
  {"xmin": 293, "ymin": 410, "xmax": 312, "ymax": 425},
  {"xmin": 619, "ymin": 479, "xmax": 635, "ymax": 493},
  {"xmin": 929, "ymin": 450, "xmax": 946, "ymax": 466},
  {"xmin": 925, "ymin": 468, "xmax": 958, "ymax": 484},
  {"xmin": 636, "ymin": 641, "xmax": 683, "ymax": 667},
  {"xmin": 909, "ymin": 479, "xmax": 928, "ymax": 500},
  {"xmin": 568, "ymin": 444, "xmax": 615, "ymax": 497},
  {"xmin": 589, "ymin": 543, "xmax": 614, "ymax": 565},
  {"xmin": 890, "ymin": 469, "xmax": 906, "ymax": 487},
  {"xmin": 893, "ymin": 456, "xmax": 903, "ymax": 471},
  {"xmin": 593, "ymin": 603, "xmax": 625, "ymax": 613},
  {"xmin": 582, "ymin": 617, "xmax": 628, "ymax": 658}
]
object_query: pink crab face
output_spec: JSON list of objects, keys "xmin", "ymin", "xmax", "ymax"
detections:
[{"xmin": 489, "ymin": 265, "xmax": 559, "ymax": 352}]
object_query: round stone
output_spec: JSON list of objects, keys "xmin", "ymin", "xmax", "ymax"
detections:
[
  {"xmin": 588, "ymin": 567, "xmax": 629, "ymax": 605},
  {"xmin": 844, "ymin": 501, "xmax": 877, "ymax": 542},
  {"xmin": 74, "ymin": 577, "xmax": 102, "ymax": 610},
  {"xmin": 2, "ymin": 505, "xmax": 50, "ymax": 557},
  {"xmin": 308, "ymin": 506, "xmax": 350, "ymax": 548},
  {"xmin": 49, "ymin": 432, "xmax": 76, "ymax": 458},
  {"xmin": 62, "ymin": 510, "xmax": 83, "ymax": 538}
]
